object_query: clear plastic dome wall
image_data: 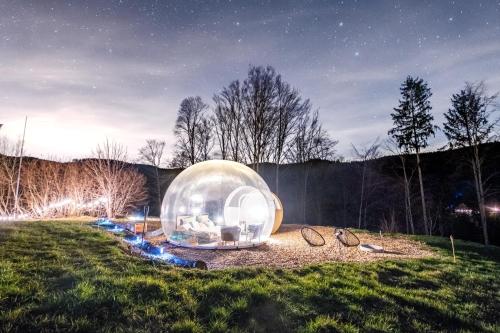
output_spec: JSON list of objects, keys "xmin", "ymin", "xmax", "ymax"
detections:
[{"xmin": 161, "ymin": 160, "xmax": 275, "ymax": 249}]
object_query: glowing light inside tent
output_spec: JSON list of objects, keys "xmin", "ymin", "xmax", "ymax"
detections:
[
  {"xmin": 190, "ymin": 194, "xmax": 203, "ymax": 202},
  {"xmin": 242, "ymin": 191, "xmax": 269, "ymax": 220}
]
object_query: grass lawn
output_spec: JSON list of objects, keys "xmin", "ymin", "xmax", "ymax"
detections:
[{"xmin": 0, "ymin": 221, "xmax": 499, "ymax": 332}]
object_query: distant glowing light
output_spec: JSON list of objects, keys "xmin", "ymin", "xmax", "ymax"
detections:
[
  {"xmin": 486, "ymin": 206, "xmax": 500, "ymax": 214},
  {"xmin": 454, "ymin": 208, "xmax": 473, "ymax": 215}
]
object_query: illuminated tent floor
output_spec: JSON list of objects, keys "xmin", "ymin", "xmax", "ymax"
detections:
[
  {"xmin": 167, "ymin": 239, "xmax": 266, "ymax": 250},
  {"xmin": 149, "ymin": 224, "xmax": 433, "ymax": 270}
]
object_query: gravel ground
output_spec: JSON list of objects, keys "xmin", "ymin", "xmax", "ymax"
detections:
[{"xmin": 151, "ymin": 224, "xmax": 434, "ymax": 270}]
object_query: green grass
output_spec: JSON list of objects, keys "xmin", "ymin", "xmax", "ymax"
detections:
[{"xmin": 0, "ymin": 221, "xmax": 499, "ymax": 332}]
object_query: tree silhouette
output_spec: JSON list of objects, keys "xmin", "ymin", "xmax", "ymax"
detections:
[
  {"xmin": 443, "ymin": 82, "xmax": 499, "ymax": 245},
  {"xmin": 389, "ymin": 76, "xmax": 436, "ymax": 234},
  {"xmin": 213, "ymin": 80, "xmax": 244, "ymax": 162},
  {"xmin": 138, "ymin": 139, "xmax": 166, "ymax": 212},
  {"xmin": 241, "ymin": 65, "xmax": 278, "ymax": 171},
  {"xmin": 352, "ymin": 138, "xmax": 381, "ymax": 229},
  {"xmin": 172, "ymin": 96, "xmax": 209, "ymax": 166}
]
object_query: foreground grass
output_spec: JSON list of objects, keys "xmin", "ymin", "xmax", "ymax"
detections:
[{"xmin": 0, "ymin": 221, "xmax": 499, "ymax": 332}]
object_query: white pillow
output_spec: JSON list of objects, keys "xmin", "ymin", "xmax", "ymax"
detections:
[{"xmin": 181, "ymin": 216, "xmax": 194, "ymax": 224}]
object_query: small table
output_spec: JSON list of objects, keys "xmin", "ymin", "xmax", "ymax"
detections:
[{"xmin": 126, "ymin": 222, "xmax": 147, "ymax": 234}]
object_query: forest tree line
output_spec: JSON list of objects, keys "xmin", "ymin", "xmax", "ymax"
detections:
[
  {"xmin": 0, "ymin": 140, "xmax": 146, "ymax": 219},
  {"xmin": 1, "ymin": 65, "xmax": 499, "ymax": 244},
  {"xmin": 144, "ymin": 66, "xmax": 498, "ymax": 244},
  {"xmin": 169, "ymin": 65, "xmax": 338, "ymax": 169}
]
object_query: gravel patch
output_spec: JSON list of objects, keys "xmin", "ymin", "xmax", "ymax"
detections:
[{"xmin": 152, "ymin": 224, "xmax": 434, "ymax": 270}]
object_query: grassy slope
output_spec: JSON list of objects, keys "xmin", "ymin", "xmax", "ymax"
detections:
[{"xmin": 0, "ymin": 221, "xmax": 499, "ymax": 333}]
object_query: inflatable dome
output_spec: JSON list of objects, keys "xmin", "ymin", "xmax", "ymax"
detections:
[{"xmin": 160, "ymin": 160, "xmax": 275, "ymax": 249}]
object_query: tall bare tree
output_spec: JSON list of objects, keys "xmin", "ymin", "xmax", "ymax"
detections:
[
  {"xmin": 138, "ymin": 139, "xmax": 166, "ymax": 212},
  {"xmin": 241, "ymin": 66, "xmax": 278, "ymax": 170},
  {"xmin": 85, "ymin": 140, "xmax": 146, "ymax": 217},
  {"xmin": 169, "ymin": 151, "xmax": 190, "ymax": 168},
  {"xmin": 212, "ymin": 102, "xmax": 229, "ymax": 160},
  {"xmin": 63, "ymin": 162, "xmax": 94, "ymax": 216},
  {"xmin": 197, "ymin": 117, "xmax": 214, "ymax": 162},
  {"xmin": 210, "ymin": 65, "xmax": 336, "ymax": 174},
  {"xmin": 443, "ymin": 82, "xmax": 499, "ymax": 245},
  {"xmin": 272, "ymin": 76, "xmax": 310, "ymax": 194},
  {"xmin": 286, "ymin": 110, "xmax": 337, "ymax": 163},
  {"xmin": 173, "ymin": 96, "xmax": 208, "ymax": 166},
  {"xmin": 389, "ymin": 76, "xmax": 436, "ymax": 235},
  {"xmin": 352, "ymin": 138, "xmax": 381, "ymax": 229},
  {"xmin": 0, "ymin": 138, "xmax": 21, "ymax": 215},
  {"xmin": 22, "ymin": 159, "xmax": 68, "ymax": 218},
  {"xmin": 286, "ymin": 110, "xmax": 338, "ymax": 223},
  {"xmin": 385, "ymin": 137, "xmax": 416, "ymax": 234},
  {"xmin": 213, "ymin": 81, "xmax": 245, "ymax": 162}
]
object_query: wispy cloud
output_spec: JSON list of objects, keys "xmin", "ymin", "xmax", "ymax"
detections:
[{"xmin": 0, "ymin": 0, "xmax": 499, "ymax": 159}]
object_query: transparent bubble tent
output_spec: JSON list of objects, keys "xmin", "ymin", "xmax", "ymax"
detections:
[{"xmin": 161, "ymin": 160, "xmax": 276, "ymax": 249}]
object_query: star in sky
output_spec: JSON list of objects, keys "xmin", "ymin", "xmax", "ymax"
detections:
[{"xmin": 0, "ymin": 0, "xmax": 499, "ymax": 159}]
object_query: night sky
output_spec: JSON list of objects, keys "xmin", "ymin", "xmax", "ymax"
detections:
[{"xmin": 1, "ymin": 0, "xmax": 499, "ymax": 161}]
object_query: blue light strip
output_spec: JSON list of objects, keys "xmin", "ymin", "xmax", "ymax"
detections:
[{"xmin": 93, "ymin": 219, "xmax": 203, "ymax": 268}]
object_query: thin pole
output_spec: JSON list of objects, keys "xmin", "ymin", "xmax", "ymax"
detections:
[
  {"xmin": 450, "ymin": 235, "xmax": 456, "ymax": 263},
  {"xmin": 14, "ymin": 116, "xmax": 27, "ymax": 219},
  {"xmin": 141, "ymin": 205, "xmax": 149, "ymax": 246}
]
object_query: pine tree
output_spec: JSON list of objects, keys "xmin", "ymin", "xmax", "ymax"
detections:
[
  {"xmin": 388, "ymin": 76, "xmax": 436, "ymax": 235},
  {"xmin": 443, "ymin": 82, "xmax": 498, "ymax": 245}
]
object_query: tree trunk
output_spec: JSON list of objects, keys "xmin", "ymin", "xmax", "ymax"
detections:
[
  {"xmin": 472, "ymin": 146, "xmax": 489, "ymax": 245},
  {"xmin": 303, "ymin": 163, "xmax": 309, "ymax": 225},
  {"xmin": 358, "ymin": 164, "xmax": 366, "ymax": 229},
  {"xmin": 275, "ymin": 163, "xmax": 280, "ymax": 196},
  {"xmin": 415, "ymin": 152, "xmax": 429, "ymax": 235},
  {"xmin": 155, "ymin": 167, "xmax": 162, "ymax": 214},
  {"xmin": 401, "ymin": 156, "xmax": 414, "ymax": 234},
  {"xmin": 106, "ymin": 199, "xmax": 112, "ymax": 218},
  {"xmin": 342, "ymin": 186, "xmax": 347, "ymax": 227},
  {"xmin": 363, "ymin": 204, "xmax": 368, "ymax": 229}
]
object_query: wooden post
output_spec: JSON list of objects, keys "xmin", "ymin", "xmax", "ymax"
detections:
[
  {"xmin": 141, "ymin": 206, "xmax": 149, "ymax": 246},
  {"xmin": 450, "ymin": 235, "xmax": 456, "ymax": 263}
]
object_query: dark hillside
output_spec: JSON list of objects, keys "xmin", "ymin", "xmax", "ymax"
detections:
[
  {"xmin": 144, "ymin": 142, "xmax": 500, "ymax": 244},
  {"xmin": 6, "ymin": 142, "xmax": 499, "ymax": 244}
]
